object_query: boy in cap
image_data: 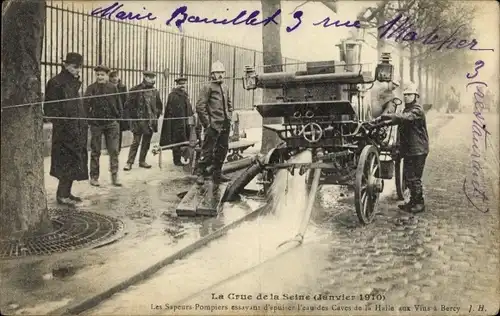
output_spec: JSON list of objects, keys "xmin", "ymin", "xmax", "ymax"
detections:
[
  {"xmin": 44, "ymin": 52, "xmax": 89, "ymax": 205},
  {"xmin": 109, "ymin": 70, "xmax": 129, "ymax": 151},
  {"xmin": 123, "ymin": 71, "xmax": 163, "ymax": 170},
  {"xmin": 84, "ymin": 65, "xmax": 123, "ymax": 187}
]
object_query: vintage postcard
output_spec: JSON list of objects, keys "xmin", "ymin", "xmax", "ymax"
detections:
[{"xmin": 1, "ymin": 0, "xmax": 499, "ymax": 315}]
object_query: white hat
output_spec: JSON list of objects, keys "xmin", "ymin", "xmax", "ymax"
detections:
[
  {"xmin": 211, "ymin": 60, "xmax": 225, "ymax": 73},
  {"xmin": 403, "ymin": 83, "xmax": 419, "ymax": 96}
]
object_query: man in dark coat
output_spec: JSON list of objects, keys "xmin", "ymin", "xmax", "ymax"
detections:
[
  {"xmin": 43, "ymin": 52, "xmax": 89, "ymax": 206},
  {"xmin": 159, "ymin": 77, "xmax": 194, "ymax": 166},
  {"xmin": 379, "ymin": 83, "xmax": 429, "ymax": 213},
  {"xmin": 123, "ymin": 71, "xmax": 163, "ymax": 170},
  {"xmin": 84, "ymin": 65, "xmax": 123, "ymax": 187},
  {"xmin": 109, "ymin": 70, "xmax": 129, "ymax": 152}
]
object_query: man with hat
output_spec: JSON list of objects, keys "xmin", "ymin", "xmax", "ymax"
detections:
[
  {"xmin": 123, "ymin": 70, "xmax": 163, "ymax": 170},
  {"xmin": 43, "ymin": 52, "xmax": 89, "ymax": 205},
  {"xmin": 159, "ymin": 77, "xmax": 196, "ymax": 166},
  {"xmin": 84, "ymin": 65, "xmax": 123, "ymax": 187},
  {"xmin": 195, "ymin": 61, "xmax": 233, "ymax": 185},
  {"xmin": 378, "ymin": 82, "xmax": 429, "ymax": 213},
  {"xmin": 109, "ymin": 70, "xmax": 129, "ymax": 151}
]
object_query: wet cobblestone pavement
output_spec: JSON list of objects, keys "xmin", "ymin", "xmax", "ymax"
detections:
[{"xmin": 87, "ymin": 113, "xmax": 499, "ymax": 315}]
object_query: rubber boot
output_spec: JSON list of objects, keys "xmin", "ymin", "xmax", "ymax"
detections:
[
  {"xmin": 398, "ymin": 200, "xmax": 414, "ymax": 211},
  {"xmin": 111, "ymin": 173, "xmax": 122, "ymax": 187},
  {"xmin": 69, "ymin": 194, "xmax": 82, "ymax": 202},
  {"xmin": 196, "ymin": 174, "xmax": 205, "ymax": 186},
  {"xmin": 411, "ymin": 202, "xmax": 425, "ymax": 213},
  {"xmin": 196, "ymin": 167, "xmax": 206, "ymax": 186},
  {"xmin": 57, "ymin": 197, "xmax": 76, "ymax": 206},
  {"xmin": 411, "ymin": 190, "xmax": 425, "ymax": 213}
]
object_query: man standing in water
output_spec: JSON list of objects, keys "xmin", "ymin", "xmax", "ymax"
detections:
[
  {"xmin": 195, "ymin": 61, "xmax": 233, "ymax": 185},
  {"xmin": 379, "ymin": 83, "xmax": 429, "ymax": 213},
  {"xmin": 43, "ymin": 52, "xmax": 89, "ymax": 205}
]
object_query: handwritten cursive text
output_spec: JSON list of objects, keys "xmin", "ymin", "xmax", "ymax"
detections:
[
  {"xmin": 313, "ymin": 17, "xmax": 361, "ymax": 29},
  {"xmin": 378, "ymin": 14, "xmax": 494, "ymax": 52},
  {"xmin": 90, "ymin": 2, "xmax": 362, "ymax": 33},
  {"xmin": 462, "ymin": 60, "xmax": 490, "ymax": 213},
  {"xmin": 91, "ymin": 2, "xmax": 157, "ymax": 21},
  {"xmin": 165, "ymin": 6, "xmax": 280, "ymax": 31}
]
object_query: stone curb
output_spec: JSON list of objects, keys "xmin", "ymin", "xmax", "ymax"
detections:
[{"xmin": 47, "ymin": 206, "xmax": 265, "ymax": 316}]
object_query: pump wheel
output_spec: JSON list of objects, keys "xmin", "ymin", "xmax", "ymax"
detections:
[{"xmin": 355, "ymin": 145, "xmax": 382, "ymax": 225}]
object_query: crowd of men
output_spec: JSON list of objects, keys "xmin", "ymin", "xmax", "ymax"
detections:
[
  {"xmin": 43, "ymin": 52, "xmax": 430, "ymax": 214},
  {"xmin": 44, "ymin": 52, "xmax": 233, "ymax": 206}
]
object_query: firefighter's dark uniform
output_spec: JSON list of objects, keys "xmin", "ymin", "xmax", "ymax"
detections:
[
  {"xmin": 384, "ymin": 100, "xmax": 429, "ymax": 212},
  {"xmin": 195, "ymin": 82, "xmax": 232, "ymax": 184}
]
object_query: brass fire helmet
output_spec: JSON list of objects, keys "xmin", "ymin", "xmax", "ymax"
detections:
[{"xmin": 369, "ymin": 80, "xmax": 401, "ymax": 118}]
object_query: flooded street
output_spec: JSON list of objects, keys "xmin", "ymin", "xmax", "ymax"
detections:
[{"xmin": 87, "ymin": 113, "xmax": 499, "ymax": 316}]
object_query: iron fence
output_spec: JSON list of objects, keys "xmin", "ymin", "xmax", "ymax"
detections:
[{"xmin": 42, "ymin": 2, "xmax": 305, "ymax": 111}]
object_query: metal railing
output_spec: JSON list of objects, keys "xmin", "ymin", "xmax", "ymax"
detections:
[{"xmin": 42, "ymin": 1, "xmax": 304, "ymax": 111}]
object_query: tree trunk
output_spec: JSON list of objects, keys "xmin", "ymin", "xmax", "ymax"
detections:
[
  {"xmin": 417, "ymin": 47, "xmax": 423, "ymax": 101},
  {"xmin": 260, "ymin": 0, "xmax": 283, "ymax": 155},
  {"xmin": 409, "ymin": 45, "xmax": 415, "ymax": 83},
  {"xmin": 425, "ymin": 66, "xmax": 430, "ymax": 105},
  {"xmin": 433, "ymin": 70, "xmax": 438, "ymax": 107},
  {"xmin": 1, "ymin": 0, "xmax": 51, "ymax": 239},
  {"xmin": 399, "ymin": 43, "xmax": 405, "ymax": 89}
]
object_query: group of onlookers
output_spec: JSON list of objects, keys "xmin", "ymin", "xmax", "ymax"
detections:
[{"xmin": 44, "ymin": 52, "xmax": 234, "ymax": 206}]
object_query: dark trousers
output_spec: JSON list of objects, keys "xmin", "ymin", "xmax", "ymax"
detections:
[
  {"xmin": 118, "ymin": 131, "xmax": 123, "ymax": 152},
  {"xmin": 57, "ymin": 179, "xmax": 73, "ymax": 198},
  {"xmin": 127, "ymin": 132, "xmax": 153, "ymax": 164},
  {"xmin": 404, "ymin": 154, "xmax": 427, "ymax": 203},
  {"xmin": 90, "ymin": 122, "xmax": 120, "ymax": 179},
  {"xmin": 196, "ymin": 122, "xmax": 230, "ymax": 177},
  {"xmin": 172, "ymin": 148, "xmax": 182, "ymax": 164}
]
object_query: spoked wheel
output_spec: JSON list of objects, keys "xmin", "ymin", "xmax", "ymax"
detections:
[
  {"xmin": 395, "ymin": 158, "xmax": 407, "ymax": 200},
  {"xmin": 355, "ymin": 145, "xmax": 384, "ymax": 225}
]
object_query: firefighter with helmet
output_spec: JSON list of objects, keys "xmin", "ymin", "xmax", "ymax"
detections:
[
  {"xmin": 195, "ymin": 60, "xmax": 233, "ymax": 185},
  {"xmin": 377, "ymin": 83, "xmax": 429, "ymax": 213}
]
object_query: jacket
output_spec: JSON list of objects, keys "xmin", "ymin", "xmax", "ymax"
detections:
[
  {"xmin": 124, "ymin": 82, "xmax": 163, "ymax": 134},
  {"xmin": 393, "ymin": 102, "xmax": 429, "ymax": 156},
  {"xmin": 84, "ymin": 82, "xmax": 122, "ymax": 126},
  {"xmin": 159, "ymin": 87, "xmax": 193, "ymax": 146},
  {"xmin": 115, "ymin": 82, "xmax": 129, "ymax": 131},
  {"xmin": 196, "ymin": 82, "xmax": 232, "ymax": 131},
  {"xmin": 43, "ymin": 69, "xmax": 89, "ymax": 181}
]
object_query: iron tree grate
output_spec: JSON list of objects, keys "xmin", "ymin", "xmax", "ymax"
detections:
[{"xmin": 0, "ymin": 209, "xmax": 124, "ymax": 259}]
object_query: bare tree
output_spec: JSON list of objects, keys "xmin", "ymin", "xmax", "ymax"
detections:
[{"xmin": 1, "ymin": 0, "xmax": 51, "ymax": 238}]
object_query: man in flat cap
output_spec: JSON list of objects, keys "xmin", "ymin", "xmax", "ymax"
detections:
[
  {"xmin": 109, "ymin": 70, "xmax": 129, "ymax": 152},
  {"xmin": 84, "ymin": 65, "xmax": 123, "ymax": 187},
  {"xmin": 123, "ymin": 71, "xmax": 163, "ymax": 170},
  {"xmin": 43, "ymin": 52, "xmax": 89, "ymax": 205},
  {"xmin": 159, "ymin": 77, "xmax": 196, "ymax": 166}
]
